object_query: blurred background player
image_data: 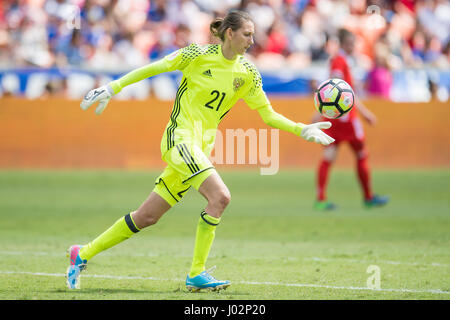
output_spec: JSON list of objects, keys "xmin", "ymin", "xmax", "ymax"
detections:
[{"xmin": 313, "ymin": 28, "xmax": 389, "ymax": 211}]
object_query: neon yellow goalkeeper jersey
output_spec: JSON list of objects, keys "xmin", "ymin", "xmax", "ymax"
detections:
[{"xmin": 159, "ymin": 43, "xmax": 270, "ymax": 156}]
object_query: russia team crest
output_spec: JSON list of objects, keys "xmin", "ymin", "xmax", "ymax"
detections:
[{"xmin": 233, "ymin": 77, "xmax": 245, "ymax": 92}]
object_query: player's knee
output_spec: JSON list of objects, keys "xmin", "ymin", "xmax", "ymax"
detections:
[
  {"xmin": 133, "ymin": 210, "xmax": 160, "ymax": 228},
  {"xmin": 357, "ymin": 149, "xmax": 368, "ymax": 160},
  {"xmin": 143, "ymin": 215, "xmax": 160, "ymax": 227},
  {"xmin": 323, "ymin": 145, "xmax": 337, "ymax": 162},
  {"xmin": 221, "ymin": 190, "xmax": 231, "ymax": 208},
  {"xmin": 213, "ymin": 189, "xmax": 231, "ymax": 210}
]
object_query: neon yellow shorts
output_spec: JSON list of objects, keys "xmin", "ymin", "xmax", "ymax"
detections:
[{"xmin": 153, "ymin": 143, "xmax": 215, "ymax": 206}]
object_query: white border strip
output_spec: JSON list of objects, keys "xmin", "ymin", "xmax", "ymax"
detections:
[{"xmin": 1, "ymin": 270, "xmax": 449, "ymax": 295}]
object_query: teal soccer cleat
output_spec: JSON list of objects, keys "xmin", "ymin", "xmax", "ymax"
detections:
[
  {"xmin": 66, "ymin": 245, "xmax": 87, "ymax": 289},
  {"xmin": 186, "ymin": 267, "xmax": 230, "ymax": 292},
  {"xmin": 314, "ymin": 200, "xmax": 338, "ymax": 211},
  {"xmin": 364, "ymin": 194, "xmax": 390, "ymax": 208}
]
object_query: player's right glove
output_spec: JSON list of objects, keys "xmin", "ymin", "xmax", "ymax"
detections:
[
  {"xmin": 80, "ymin": 84, "xmax": 114, "ymax": 115},
  {"xmin": 300, "ymin": 121, "xmax": 335, "ymax": 146}
]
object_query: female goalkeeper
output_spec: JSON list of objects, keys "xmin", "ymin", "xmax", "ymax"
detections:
[{"xmin": 67, "ymin": 10, "xmax": 334, "ymax": 291}]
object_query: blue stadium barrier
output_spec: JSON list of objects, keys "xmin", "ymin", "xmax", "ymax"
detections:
[{"xmin": 0, "ymin": 68, "xmax": 448, "ymax": 102}]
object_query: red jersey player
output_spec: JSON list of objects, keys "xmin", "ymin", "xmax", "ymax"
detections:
[{"xmin": 313, "ymin": 29, "xmax": 389, "ymax": 210}]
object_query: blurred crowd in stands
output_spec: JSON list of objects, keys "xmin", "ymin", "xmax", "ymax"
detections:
[{"xmin": 0, "ymin": 0, "xmax": 449, "ymax": 100}]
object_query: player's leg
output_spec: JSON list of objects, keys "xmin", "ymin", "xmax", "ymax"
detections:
[
  {"xmin": 317, "ymin": 144, "xmax": 337, "ymax": 201},
  {"xmin": 78, "ymin": 192, "xmax": 171, "ymax": 262},
  {"xmin": 349, "ymin": 139, "xmax": 372, "ymax": 201},
  {"xmin": 197, "ymin": 171, "xmax": 231, "ymax": 218},
  {"xmin": 66, "ymin": 212, "xmax": 144, "ymax": 289},
  {"xmin": 66, "ymin": 173, "xmax": 173, "ymax": 289},
  {"xmin": 349, "ymin": 139, "xmax": 389, "ymax": 208},
  {"xmin": 190, "ymin": 171, "xmax": 230, "ymax": 275},
  {"xmin": 131, "ymin": 191, "xmax": 172, "ymax": 229},
  {"xmin": 186, "ymin": 170, "xmax": 231, "ymax": 291},
  {"xmin": 161, "ymin": 143, "xmax": 230, "ymax": 291},
  {"xmin": 315, "ymin": 144, "xmax": 339, "ymax": 210}
]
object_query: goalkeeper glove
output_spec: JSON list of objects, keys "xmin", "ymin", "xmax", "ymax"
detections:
[
  {"xmin": 299, "ymin": 122, "xmax": 335, "ymax": 145},
  {"xmin": 80, "ymin": 84, "xmax": 114, "ymax": 115}
]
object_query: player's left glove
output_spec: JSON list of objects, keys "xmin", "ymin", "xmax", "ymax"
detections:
[
  {"xmin": 300, "ymin": 121, "xmax": 335, "ymax": 146},
  {"xmin": 80, "ymin": 84, "xmax": 114, "ymax": 115}
]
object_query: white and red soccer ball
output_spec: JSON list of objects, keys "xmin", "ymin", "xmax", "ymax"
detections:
[{"xmin": 313, "ymin": 79, "xmax": 355, "ymax": 119}]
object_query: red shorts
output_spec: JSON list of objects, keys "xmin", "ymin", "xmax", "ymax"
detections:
[{"xmin": 323, "ymin": 116, "xmax": 365, "ymax": 145}]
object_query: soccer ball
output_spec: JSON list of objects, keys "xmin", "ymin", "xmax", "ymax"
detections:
[{"xmin": 313, "ymin": 79, "xmax": 355, "ymax": 119}]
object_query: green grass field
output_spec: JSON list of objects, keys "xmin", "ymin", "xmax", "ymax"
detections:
[{"xmin": 0, "ymin": 169, "xmax": 449, "ymax": 300}]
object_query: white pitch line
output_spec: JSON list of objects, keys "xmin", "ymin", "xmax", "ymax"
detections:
[{"xmin": 1, "ymin": 270, "xmax": 449, "ymax": 295}]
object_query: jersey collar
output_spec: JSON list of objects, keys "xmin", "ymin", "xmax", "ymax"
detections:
[{"xmin": 219, "ymin": 44, "xmax": 240, "ymax": 64}]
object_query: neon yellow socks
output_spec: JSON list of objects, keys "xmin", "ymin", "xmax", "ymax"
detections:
[
  {"xmin": 189, "ymin": 211, "xmax": 221, "ymax": 278},
  {"xmin": 78, "ymin": 210, "xmax": 220, "ymax": 278},
  {"xmin": 79, "ymin": 213, "xmax": 140, "ymax": 261}
]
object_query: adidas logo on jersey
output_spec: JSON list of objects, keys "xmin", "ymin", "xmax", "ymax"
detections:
[{"xmin": 202, "ymin": 69, "xmax": 212, "ymax": 77}]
